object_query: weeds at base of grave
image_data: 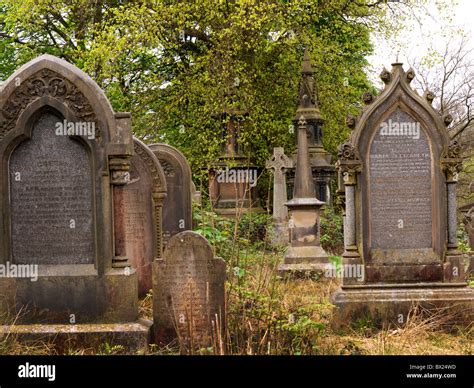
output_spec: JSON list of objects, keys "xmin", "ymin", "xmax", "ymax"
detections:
[{"xmin": 0, "ymin": 208, "xmax": 472, "ymax": 355}]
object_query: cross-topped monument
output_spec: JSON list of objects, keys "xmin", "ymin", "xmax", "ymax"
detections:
[{"xmin": 266, "ymin": 147, "xmax": 293, "ymax": 245}]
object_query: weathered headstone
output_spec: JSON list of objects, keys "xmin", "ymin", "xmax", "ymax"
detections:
[
  {"xmin": 0, "ymin": 54, "xmax": 148, "ymax": 351},
  {"xmin": 153, "ymin": 231, "xmax": 226, "ymax": 352},
  {"xmin": 123, "ymin": 138, "xmax": 166, "ymax": 297},
  {"xmin": 461, "ymin": 182, "xmax": 474, "ymax": 249},
  {"xmin": 208, "ymin": 105, "xmax": 264, "ymax": 217},
  {"xmin": 461, "ymin": 182, "xmax": 474, "ymax": 274},
  {"xmin": 332, "ymin": 63, "xmax": 473, "ymax": 327},
  {"xmin": 148, "ymin": 143, "xmax": 193, "ymax": 245},
  {"xmin": 266, "ymin": 147, "xmax": 293, "ymax": 245}
]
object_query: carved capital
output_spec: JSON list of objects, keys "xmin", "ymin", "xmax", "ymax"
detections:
[{"xmin": 109, "ymin": 156, "xmax": 131, "ymax": 185}]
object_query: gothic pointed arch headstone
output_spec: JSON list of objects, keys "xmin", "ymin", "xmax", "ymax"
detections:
[{"xmin": 332, "ymin": 63, "xmax": 473, "ymax": 327}]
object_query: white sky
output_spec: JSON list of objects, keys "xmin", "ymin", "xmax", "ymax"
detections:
[{"xmin": 367, "ymin": 0, "xmax": 474, "ymax": 84}]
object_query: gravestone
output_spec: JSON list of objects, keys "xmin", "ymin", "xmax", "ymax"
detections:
[
  {"xmin": 123, "ymin": 138, "xmax": 166, "ymax": 297},
  {"xmin": 148, "ymin": 143, "xmax": 192, "ymax": 245},
  {"xmin": 0, "ymin": 54, "xmax": 148, "ymax": 350},
  {"xmin": 332, "ymin": 63, "xmax": 473, "ymax": 327},
  {"xmin": 209, "ymin": 106, "xmax": 264, "ymax": 217},
  {"xmin": 461, "ymin": 182, "xmax": 474, "ymax": 249},
  {"xmin": 461, "ymin": 182, "xmax": 474, "ymax": 274},
  {"xmin": 153, "ymin": 231, "xmax": 226, "ymax": 352},
  {"xmin": 266, "ymin": 147, "xmax": 293, "ymax": 245},
  {"xmin": 286, "ymin": 49, "xmax": 335, "ymax": 204},
  {"xmin": 279, "ymin": 50, "xmax": 329, "ymax": 273}
]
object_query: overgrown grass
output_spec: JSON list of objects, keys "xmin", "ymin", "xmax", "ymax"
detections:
[{"xmin": 0, "ymin": 205, "xmax": 471, "ymax": 355}]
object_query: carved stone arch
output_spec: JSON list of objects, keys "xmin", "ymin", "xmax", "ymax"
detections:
[
  {"xmin": 133, "ymin": 138, "xmax": 167, "ymax": 195},
  {"xmin": 148, "ymin": 143, "xmax": 193, "ymax": 245},
  {"xmin": 0, "ymin": 54, "xmax": 121, "ymax": 145},
  {"xmin": 352, "ymin": 64, "xmax": 450, "ymax": 157},
  {"xmin": 133, "ymin": 137, "xmax": 167, "ymax": 259}
]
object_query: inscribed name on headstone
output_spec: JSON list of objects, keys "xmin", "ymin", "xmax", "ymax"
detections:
[
  {"xmin": 153, "ymin": 231, "xmax": 226, "ymax": 349},
  {"xmin": 10, "ymin": 112, "xmax": 94, "ymax": 265},
  {"xmin": 370, "ymin": 109, "xmax": 432, "ymax": 252}
]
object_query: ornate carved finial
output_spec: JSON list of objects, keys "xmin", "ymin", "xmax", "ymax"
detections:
[
  {"xmin": 363, "ymin": 91, "xmax": 373, "ymax": 104},
  {"xmin": 337, "ymin": 141, "xmax": 356, "ymax": 161},
  {"xmin": 380, "ymin": 67, "xmax": 391, "ymax": 84},
  {"xmin": 302, "ymin": 48, "xmax": 313, "ymax": 75},
  {"xmin": 346, "ymin": 114, "xmax": 356, "ymax": 129},
  {"xmin": 424, "ymin": 90, "xmax": 435, "ymax": 105},
  {"xmin": 406, "ymin": 68, "xmax": 415, "ymax": 83},
  {"xmin": 298, "ymin": 115, "xmax": 307, "ymax": 127},
  {"xmin": 295, "ymin": 50, "xmax": 322, "ymax": 122},
  {"xmin": 447, "ymin": 140, "xmax": 461, "ymax": 158},
  {"xmin": 443, "ymin": 113, "xmax": 453, "ymax": 126}
]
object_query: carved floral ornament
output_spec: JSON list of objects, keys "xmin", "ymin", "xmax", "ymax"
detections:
[
  {"xmin": 441, "ymin": 140, "xmax": 463, "ymax": 182},
  {"xmin": 133, "ymin": 141, "xmax": 166, "ymax": 194},
  {"xmin": 337, "ymin": 141, "xmax": 356, "ymax": 161},
  {"xmin": 0, "ymin": 69, "xmax": 101, "ymax": 142}
]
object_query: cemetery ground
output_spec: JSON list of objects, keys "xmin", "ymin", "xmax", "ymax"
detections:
[{"xmin": 1, "ymin": 207, "xmax": 472, "ymax": 356}]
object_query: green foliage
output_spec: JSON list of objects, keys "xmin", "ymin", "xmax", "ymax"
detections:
[
  {"xmin": 0, "ymin": 0, "xmax": 399, "ymax": 174},
  {"xmin": 320, "ymin": 206, "xmax": 344, "ymax": 255},
  {"xmin": 97, "ymin": 343, "xmax": 125, "ymax": 356}
]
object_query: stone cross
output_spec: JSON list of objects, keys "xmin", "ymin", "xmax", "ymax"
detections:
[{"xmin": 266, "ymin": 147, "xmax": 293, "ymax": 221}]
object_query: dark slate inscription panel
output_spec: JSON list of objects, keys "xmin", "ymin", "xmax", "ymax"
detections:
[
  {"xmin": 9, "ymin": 113, "xmax": 94, "ymax": 264},
  {"xmin": 369, "ymin": 109, "xmax": 432, "ymax": 250}
]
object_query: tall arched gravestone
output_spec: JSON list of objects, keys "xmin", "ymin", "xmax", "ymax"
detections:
[
  {"xmin": 123, "ymin": 138, "xmax": 166, "ymax": 297},
  {"xmin": 153, "ymin": 231, "xmax": 226, "ymax": 352},
  {"xmin": 0, "ymin": 55, "xmax": 149, "ymax": 350},
  {"xmin": 332, "ymin": 63, "xmax": 473, "ymax": 327},
  {"xmin": 148, "ymin": 143, "xmax": 193, "ymax": 245}
]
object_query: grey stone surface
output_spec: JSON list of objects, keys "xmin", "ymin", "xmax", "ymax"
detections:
[
  {"xmin": 10, "ymin": 112, "xmax": 94, "ymax": 265},
  {"xmin": 0, "ymin": 54, "xmax": 139, "ymax": 332},
  {"xmin": 149, "ymin": 143, "xmax": 192, "ymax": 245},
  {"xmin": 332, "ymin": 63, "xmax": 473, "ymax": 327},
  {"xmin": 369, "ymin": 109, "xmax": 432, "ymax": 251},
  {"xmin": 281, "ymin": 52, "xmax": 328, "ymax": 272},
  {"xmin": 266, "ymin": 147, "xmax": 293, "ymax": 221}
]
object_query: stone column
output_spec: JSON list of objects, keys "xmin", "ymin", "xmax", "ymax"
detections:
[
  {"xmin": 152, "ymin": 192, "xmax": 166, "ymax": 260},
  {"xmin": 447, "ymin": 181, "xmax": 458, "ymax": 250},
  {"xmin": 442, "ymin": 142, "xmax": 463, "ymax": 281},
  {"xmin": 110, "ymin": 156, "xmax": 131, "ymax": 268},
  {"xmin": 341, "ymin": 169, "xmax": 360, "ymax": 259}
]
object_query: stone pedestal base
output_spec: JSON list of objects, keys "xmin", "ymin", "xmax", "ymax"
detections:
[
  {"xmin": 213, "ymin": 206, "xmax": 266, "ymax": 217},
  {"xmin": 0, "ymin": 319, "xmax": 152, "ymax": 354},
  {"xmin": 331, "ymin": 283, "xmax": 474, "ymax": 329},
  {"xmin": 270, "ymin": 222, "xmax": 289, "ymax": 247},
  {"xmin": 279, "ymin": 246, "xmax": 329, "ymax": 275}
]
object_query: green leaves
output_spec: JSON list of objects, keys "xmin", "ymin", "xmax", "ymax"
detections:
[{"xmin": 0, "ymin": 0, "xmax": 413, "ymax": 177}]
